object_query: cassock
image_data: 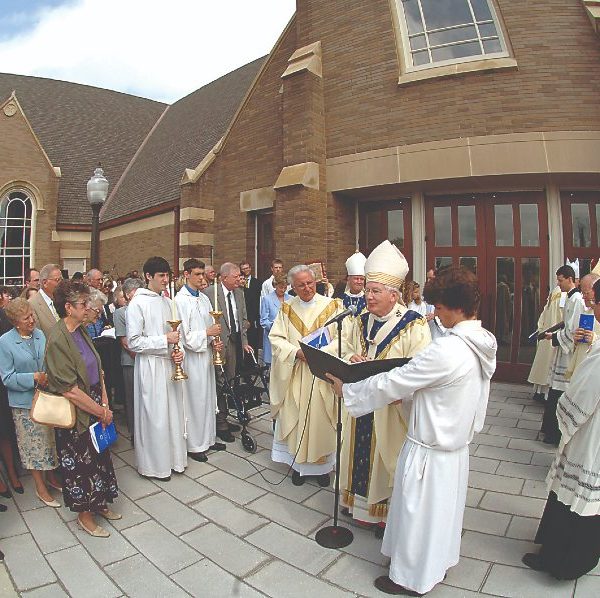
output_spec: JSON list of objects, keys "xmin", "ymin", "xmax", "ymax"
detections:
[
  {"xmin": 127, "ymin": 288, "xmax": 187, "ymax": 478},
  {"xmin": 528, "ymin": 286, "xmax": 564, "ymax": 392},
  {"xmin": 269, "ymin": 294, "xmax": 341, "ymax": 475},
  {"xmin": 338, "ymin": 306, "xmax": 431, "ymax": 524},
  {"xmin": 342, "ymin": 320, "xmax": 497, "ymax": 594},
  {"xmin": 175, "ymin": 285, "xmax": 217, "ymax": 453}
]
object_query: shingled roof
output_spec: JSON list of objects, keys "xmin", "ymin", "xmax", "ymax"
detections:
[
  {"xmin": 0, "ymin": 73, "xmax": 166, "ymax": 227},
  {"xmin": 100, "ymin": 56, "xmax": 265, "ymax": 223}
]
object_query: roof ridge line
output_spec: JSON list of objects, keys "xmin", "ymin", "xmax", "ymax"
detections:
[{"xmin": 100, "ymin": 103, "xmax": 171, "ymax": 220}]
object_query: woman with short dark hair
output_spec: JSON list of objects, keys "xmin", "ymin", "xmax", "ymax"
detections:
[
  {"xmin": 45, "ymin": 280, "xmax": 119, "ymax": 538},
  {"xmin": 328, "ymin": 267, "xmax": 497, "ymax": 595}
]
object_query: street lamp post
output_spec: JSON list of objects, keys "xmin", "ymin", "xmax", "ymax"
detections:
[{"xmin": 86, "ymin": 165, "xmax": 109, "ymax": 270}]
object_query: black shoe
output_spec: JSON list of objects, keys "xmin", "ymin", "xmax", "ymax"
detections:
[
  {"xmin": 317, "ymin": 473, "xmax": 330, "ymax": 487},
  {"xmin": 141, "ymin": 474, "xmax": 171, "ymax": 482},
  {"xmin": 543, "ymin": 436, "xmax": 560, "ymax": 445},
  {"xmin": 291, "ymin": 471, "xmax": 305, "ymax": 486},
  {"xmin": 216, "ymin": 430, "xmax": 235, "ymax": 443},
  {"xmin": 374, "ymin": 576, "xmax": 423, "ymax": 596},
  {"xmin": 340, "ymin": 507, "xmax": 350, "ymax": 516},
  {"xmin": 375, "ymin": 525, "xmax": 385, "ymax": 539},
  {"xmin": 188, "ymin": 452, "xmax": 208, "ymax": 462},
  {"xmin": 10, "ymin": 481, "xmax": 24, "ymax": 495},
  {"xmin": 0, "ymin": 549, "xmax": 4, "ymax": 560},
  {"xmin": 0, "ymin": 504, "xmax": 7, "ymax": 512},
  {"xmin": 522, "ymin": 553, "xmax": 546, "ymax": 572},
  {"xmin": 532, "ymin": 393, "xmax": 545, "ymax": 403},
  {"xmin": 228, "ymin": 423, "xmax": 241, "ymax": 432},
  {"xmin": 209, "ymin": 442, "xmax": 226, "ymax": 451}
]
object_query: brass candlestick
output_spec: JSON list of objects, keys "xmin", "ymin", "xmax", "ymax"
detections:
[
  {"xmin": 209, "ymin": 311, "xmax": 224, "ymax": 366},
  {"xmin": 166, "ymin": 320, "xmax": 188, "ymax": 381}
]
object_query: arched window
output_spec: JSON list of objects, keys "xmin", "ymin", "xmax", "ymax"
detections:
[{"xmin": 0, "ymin": 190, "xmax": 33, "ymax": 286}]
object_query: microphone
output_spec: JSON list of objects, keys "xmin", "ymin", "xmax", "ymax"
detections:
[{"xmin": 324, "ymin": 305, "xmax": 357, "ymax": 327}]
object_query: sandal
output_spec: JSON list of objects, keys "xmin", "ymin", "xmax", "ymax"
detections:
[{"xmin": 77, "ymin": 516, "xmax": 110, "ymax": 538}]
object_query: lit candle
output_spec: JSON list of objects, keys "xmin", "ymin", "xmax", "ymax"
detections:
[{"xmin": 214, "ymin": 279, "xmax": 218, "ymax": 309}]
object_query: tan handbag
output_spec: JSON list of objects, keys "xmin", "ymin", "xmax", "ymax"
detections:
[{"xmin": 31, "ymin": 388, "xmax": 76, "ymax": 429}]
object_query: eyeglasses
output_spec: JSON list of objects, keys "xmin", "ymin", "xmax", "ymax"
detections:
[
  {"xmin": 47, "ymin": 277, "xmax": 62, "ymax": 283},
  {"xmin": 293, "ymin": 281, "xmax": 316, "ymax": 290}
]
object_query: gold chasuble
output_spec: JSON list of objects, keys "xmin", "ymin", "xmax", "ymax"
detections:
[
  {"xmin": 269, "ymin": 294, "xmax": 342, "ymax": 467},
  {"xmin": 340, "ymin": 305, "xmax": 431, "ymax": 523}
]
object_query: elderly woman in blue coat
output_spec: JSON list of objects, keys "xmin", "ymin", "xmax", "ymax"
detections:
[
  {"xmin": 259, "ymin": 273, "xmax": 290, "ymax": 366},
  {"xmin": 0, "ymin": 298, "xmax": 61, "ymax": 507}
]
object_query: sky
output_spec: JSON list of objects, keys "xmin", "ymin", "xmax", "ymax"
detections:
[{"xmin": 0, "ymin": 0, "xmax": 296, "ymax": 103}]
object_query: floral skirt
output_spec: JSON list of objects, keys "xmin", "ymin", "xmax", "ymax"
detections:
[
  {"xmin": 12, "ymin": 408, "xmax": 57, "ymax": 470},
  {"xmin": 55, "ymin": 384, "xmax": 118, "ymax": 512}
]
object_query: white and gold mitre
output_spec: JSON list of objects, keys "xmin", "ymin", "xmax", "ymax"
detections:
[
  {"xmin": 345, "ymin": 251, "xmax": 367, "ymax": 276},
  {"xmin": 566, "ymin": 257, "xmax": 580, "ymax": 278},
  {"xmin": 591, "ymin": 258, "xmax": 600, "ymax": 276},
  {"xmin": 364, "ymin": 240, "xmax": 409, "ymax": 288}
]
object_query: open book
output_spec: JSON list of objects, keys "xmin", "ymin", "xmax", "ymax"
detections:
[{"xmin": 300, "ymin": 342, "xmax": 410, "ymax": 384}]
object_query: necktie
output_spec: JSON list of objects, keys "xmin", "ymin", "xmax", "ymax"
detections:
[
  {"xmin": 49, "ymin": 301, "xmax": 59, "ymax": 321},
  {"xmin": 227, "ymin": 291, "xmax": 237, "ymax": 333}
]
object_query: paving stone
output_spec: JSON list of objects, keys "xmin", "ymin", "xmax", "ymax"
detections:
[
  {"xmin": 116, "ymin": 468, "xmax": 161, "ymax": 501},
  {"xmin": 531, "ymin": 452, "xmax": 555, "ymax": 466},
  {"xmin": 117, "ymin": 448, "xmax": 136, "ymax": 467},
  {"xmin": 9, "ymin": 476, "xmax": 46, "ymax": 512},
  {"xmin": 461, "ymin": 531, "xmax": 536, "ymax": 567},
  {"xmin": 182, "ymin": 458, "xmax": 216, "ymax": 479},
  {"xmin": 465, "ymin": 487, "xmax": 484, "ymax": 508},
  {"xmin": 482, "ymin": 563, "xmax": 575, "ymax": 597},
  {"xmin": 487, "ymin": 400, "xmax": 509, "ymax": 410},
  {"xmin": 181, "ymin": 522, "xmax": 269, "ymax": 577},
  {"xmin": 67, "ymin": 519, "xmax": 138, "ymax": 566},
  {"xmin": 468, "ymin": 471, "xmax": 524, "ymax": 495},
  {"xmin": 138, "ymin": 492, "xmax": 207, "ymax": 535},
  {"xmin": 506, "ymin": 409, "xmax": 541, "ymax": 420},
  {"xmin": 122, "ymin": 520, "xmax": 201, "ymax": 575},
  {"xmin": 485, "ymin": 416, "xmax": 519, "ymax": 427},
  {"xmin": 496, "ymin": 462, "xmax": 549, "ymax": 482},
  {"xmin": 336, "ymin": 521, "xmax": 389, "ymax": 566},
  {"xmin": 443, "ymin": 556, "xmax": 490, "ymax": 591},
  {"xmin": 475, "ymin": 444, "xmax": 533, "ymax": 465},
  {"xmin": 151, "ymin": 473, "xmax": 210, "ymax": 504},
  {"xmin": 249, "ymin": 559, "xmax": 352, "ymax": 598},
  {"xmin": 203, "ymin": 450, "xmax": 263, "ymax": 479},
  {"xmin": 506, "ymin": 515, "xmax": 539, "ymax": 541},
  {"xmin": 110, "ymin": 453, "xmax": 128, "ymax": 469},
  {"xmin": 23, "ymin": 507, "xmax": 78, "ymax": 554},
  {"xmin": 575, "ymin": 575, "xmax": 600, "ymax": 597},
  {"xmin": 246, "ymin": 448, "xmax": 291, "ymax": 474},
  {"xmin": 472, "ymin": 433, "xmax": 510, "ymax": 448},
  {"xmin": 480, "ymin": 491, "xmax": 546, "ymax": 518},
  {"xmin": 21, "ymin": 583, "xmax": 68, "ymax": 597},
  {"xmin": 469, "ymin": 456, "xmax": 499, "ymax": 474},
  {"xmin": 2, "ymin": 533, "xmax": 56, "ymax": 590},
  {"xmin": 56, "ymin": 504, "xmax": 78, "ymax": 524},
  {"xmin": 517, "ymin": 418, "xmax": 542, "ymax": 430},
  {"xmin": 246, "ymin": 522, "xmax": 337, "ymax": 574},
  {"xmin": 302, "ymin": 488, "xmax": 336, "ymax": 515},
  {"xmin": 110, "ymin": 434, "xmax": 132, "ymax": 453},
  {"xmin": 106, "ymin": 493, "xmax": 150, "ymax": 530},
  {"xmin": 105, "ymin": 554, "xmax": 188, "ymax": 598},
  {"xmin": 255, "ymin": 432, "xmax": 273, "ymax": 450},
  {"xmin": 0, "ymin": 506, "xmax": 28, "ymax": 538},
  {"xmin": 488, "ymin": 426, "xmax": 540, "ymax": 440},
  {"xmin": 521, "ymin": 479, "xmax": 549, "ymax": 499},
  {"xmin": 523, "ymin": 405, "xmax": 545, "ymax": 414},
  {"xmin": 247, "ymin": 493, "xmax": 329, "ymax": 534},
  {"xmin": 508, "ymin": 438, "xmax": 555, "ymax": 453},
  {"xmin": 171, "ymin": 560, "xmax": 263, "ymax": 597},
  {"xmin": 191, "ymin": 494, "xmax": 266, "ymax": 536},
  {"xmin": 199, "ymin": 470, "xmax": 267, "ymax": 505},
  {"xmin": 0, "ymin": 563, "xmax": 18, "ymax": 597},
  {"xmin": 322, "ymin": 553, "xmax": 388, "ymax": 597},
  {"xmin": 246, "ymin": 470, "xmax": 321, "ymax": 503},
  {"xmin": 463, "ymin": 507, "xmax": 511, "ymax": 536},
  {"xmin": 247, "ymin": 416, "xmax": 275, "ymax": 434},
  {"xmin": 427, "ymin": 586, "xmax": 481, "ymax": 597},
  {"xmin": 46, "ymin": 545, "xmax": 120, "ymax": 598}
]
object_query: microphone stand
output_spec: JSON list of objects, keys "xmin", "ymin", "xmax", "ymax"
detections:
[{"xmin": 315, "ymin": 317, "xmax": 353, "ymax": 549}]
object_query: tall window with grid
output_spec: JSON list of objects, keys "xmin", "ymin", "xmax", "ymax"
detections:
[
  {"xmin": 0, "ymin": 191, "xmax": 33, "ymax": 285},
  {"xmin": 396, "ymin": 0, "xmax": 508, "ymax": 69}
]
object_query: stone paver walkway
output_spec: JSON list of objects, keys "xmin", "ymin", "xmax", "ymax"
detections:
[{"xmin": 1, "ymin": 382, "xmax": 599, "ymax": 597}]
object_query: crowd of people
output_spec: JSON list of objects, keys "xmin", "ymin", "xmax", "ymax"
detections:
[{"xmin": 0, "ymin": 249, "xmax": 598, "ymax": 596}]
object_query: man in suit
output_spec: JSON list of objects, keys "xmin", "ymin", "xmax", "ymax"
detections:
[
  {"xmin": 203, "ymin": 262, "xmax": 251, "ymax": 442},
  {"xmin": 29, "ymin": 263, "xmax": 62, "ymax": 337},
  {"xmin": 239, "ymin": 261, "xmax": 262, "ymax": 356}
]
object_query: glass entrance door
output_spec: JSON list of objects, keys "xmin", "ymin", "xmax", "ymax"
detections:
[{"xmin": 425, "ymin": 192, "xmax": 548, "ymax": 382}]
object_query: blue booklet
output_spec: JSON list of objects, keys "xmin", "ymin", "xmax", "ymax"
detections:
[
  {"xmin": 89, "ymin": 421, "xmax": 118, "ymax": 453},
  {"xmin": 578, "ymin": 313, "xmax": 595, "ymax": 343}
]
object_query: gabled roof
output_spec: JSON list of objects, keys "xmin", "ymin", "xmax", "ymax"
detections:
[
  {"xmin": 100, "ymin": 56, "xmax": 265, "ymax": 223},
  {"xmin": 0, "ymin": 73, "xmax": 166, "ymax": 226}
]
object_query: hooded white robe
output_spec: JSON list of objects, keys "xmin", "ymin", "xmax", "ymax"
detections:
[
  {"xmin": 342, "ymin": 320, "xmax": 497, "ymax": 594},
  {"xmin": 127, "ymin": 288, "xmax": 187, "ymax": 478},
  {"xmin": 175, "ymin": 286, "xmax": 217, "ymax": 453}
]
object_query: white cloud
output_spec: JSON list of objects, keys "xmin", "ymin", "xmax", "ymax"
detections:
[{"xmin": 0, "ymin": 0, "xmax": 296, "ymax": 102}]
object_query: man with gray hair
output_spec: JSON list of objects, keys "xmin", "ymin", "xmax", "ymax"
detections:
[
  {"xmin": 269, "ymin": 264, "xmax": 343, "ymax": 487},
  {"xmin": 86, "ymin": 269, "xmax": 103, "ymax": 290},
  {"xmin": 203, "ymin": 262, "xmax": 251, "ymax": 442},
  {"xmin": 29, "ymin": 263, "xmax": 62, "ymax": 337},
  {"xmin": 114, "ymin": 277, "xmax": 144, "ymax": 443}
]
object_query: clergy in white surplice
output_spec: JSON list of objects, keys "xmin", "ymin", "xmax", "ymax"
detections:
[
  {"xmin": 176, "ymin": 259, "xmax": 224, "ymax": 462},
  {"xmin": 340, "ymin": 251, "xmax": 367, "ymax": 315},
  {"xmin": 269, "ymin": 264, "xmax": 343, "ymax": 487},
  {"xmin": 336, "ymin": 241, "xmax": 431, "ymax": 530},
  {"xmin": 127, "ymin": 256, "xmax": 187, "ymax": 480},
  {"xmin": 541, "ymin": 264, "xmax": 586, "ymax": 445},
  {"xmin": 327, "ymin": 266, "xmax": 497, "ymax": 596}
]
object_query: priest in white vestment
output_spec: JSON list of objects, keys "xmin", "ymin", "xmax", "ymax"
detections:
[
  {"xmin": 335, "ymin": 241, "xmax": 431, "ymax": 530},
  {"xmin": 127, "ymin": 256, "xmax": 187, "ymax": 480},
  {"xmin": 328, "ymin": 266, "xmax": 497, "ymax": 596},
  {"xmin": 541, "ymin": 264, "xmax": 586, "ymax": 445},
  {"xmin": 527, "ymin": 284, "xmax": 564, "ymax": 401},
  {"xmin": 269, "ymin": 264, "xmax": 342, "ymax": 487},
  {"xmin": 176, "ymin": 259, "xmax": 224, "ymax": 462}
]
